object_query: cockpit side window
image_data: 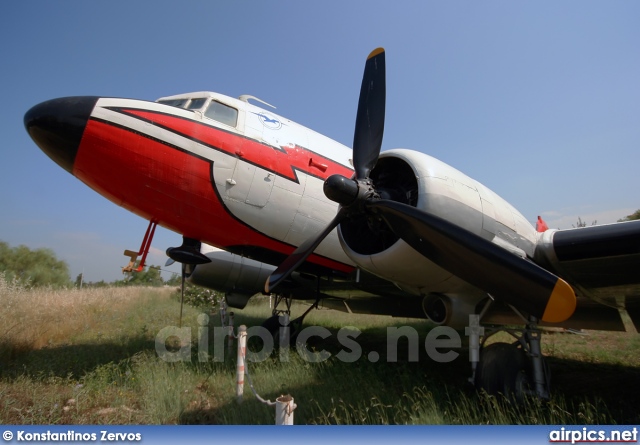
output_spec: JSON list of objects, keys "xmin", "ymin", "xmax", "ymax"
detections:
[{"xmin": 204, "ymin": 100, "xmax": 238, "ymax": 127}]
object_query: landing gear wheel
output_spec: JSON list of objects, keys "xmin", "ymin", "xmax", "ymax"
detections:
[
  {"xmin": 261, "ymin": 315, "xmax": 281, "ymax": 337},
  {"xmin": 475, "ymin": 342, "xmax": 531, "ymax": 403},
  {"xmin": 261, "ymin": 315, "xmax": 301, "ymax": 347}
]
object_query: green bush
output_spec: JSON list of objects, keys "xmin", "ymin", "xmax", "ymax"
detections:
[{"xmin": 174, "ymin": 283, "xmax": 221, "ymax": 310}]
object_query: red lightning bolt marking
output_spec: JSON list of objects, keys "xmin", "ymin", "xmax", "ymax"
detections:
[{"xmin": 115, "ymin": 108, "xmax": 353, "ymax": 183}]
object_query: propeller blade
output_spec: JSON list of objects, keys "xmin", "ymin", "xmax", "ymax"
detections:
[
  {"xmin": 265, "ymin": 208, "xmax": 348, "ymax": 293},
  {"xmin": 368, "ymin": 200, "xmax": 576, "ymax": 323},
  {"xmin": 353, "ymin": 47, "xmax": 386, "ymax": 180},
  {"xmin": 179, "ymin": 263, "xmax": 186, "ymax": 328}
]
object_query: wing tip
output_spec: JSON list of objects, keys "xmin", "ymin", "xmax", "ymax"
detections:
[{"xmin": 541, "ymin": 278, "xmax": 577, "ymax": 323}]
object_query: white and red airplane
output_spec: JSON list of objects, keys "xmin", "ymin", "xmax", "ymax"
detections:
[{"xmin": 24, "ymin": 48, "xmax": 640, "ymax": 399}]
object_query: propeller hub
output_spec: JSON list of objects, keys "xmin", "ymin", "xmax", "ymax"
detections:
[{"xmin": 323, "ymin": 174, "xmax": 359, "ymax": 206}]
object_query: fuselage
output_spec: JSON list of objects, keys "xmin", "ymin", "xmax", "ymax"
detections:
[{"xmin": 24, "ymin": 91, "xmax": 537, "ymax": 300}]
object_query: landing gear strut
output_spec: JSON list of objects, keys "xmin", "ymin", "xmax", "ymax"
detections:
[
  {"xmin": 262, "ymin": 293, "xmax": 319, "ymax": 347},
  {"xmin": 469, "ymin": 305, "xmax": 550, "ymax": 402}
]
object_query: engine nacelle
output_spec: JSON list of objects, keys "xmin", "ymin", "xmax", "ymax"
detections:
[
  {"xmin": 338, "ymin": 149, "xmax": 538, "ymax": 293},
  {"xmin": 188, "ymin": 245, "xmax": 275, "ymax": 309},
  {"xmin": 422, "ymin": 293, "xmax": 481, "ymax": 328}
]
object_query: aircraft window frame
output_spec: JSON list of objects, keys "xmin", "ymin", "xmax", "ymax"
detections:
[
  {"xmin": 157, "ymin": 98, "xmax": 189, "ymax": 108},
  {"xmin": 204, "ymin": 100, "xmax": 238, "ymax": 128},
  {"xmin": 185, "ymin": 97, "xmax": 207, "ymax": 110}
]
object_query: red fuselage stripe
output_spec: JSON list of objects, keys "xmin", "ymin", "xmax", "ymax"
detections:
[
  {"xmin": 73, "ymin": 118, "xmax": 353, "ymax": 273},
  {"xmin": 112, "ymin": 108, "xmax": 354, "ymax": 183}
]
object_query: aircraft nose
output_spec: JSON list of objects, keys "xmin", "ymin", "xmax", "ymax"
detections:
[{"xmin": 24, "ymin": 96, "xmax": 99, "ymax": 173}]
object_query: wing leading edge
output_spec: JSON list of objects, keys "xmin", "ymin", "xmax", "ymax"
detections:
[{"xmin": 534, "ymin": 220, "xmax": 640, "ymax": 330}]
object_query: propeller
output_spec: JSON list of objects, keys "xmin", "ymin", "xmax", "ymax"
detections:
[
  {"xmin": 265, "ymin": 48, "xmax": 576, "ymax": 323},
  {"xmin": 265, "ymin": 47, "xmax": 386, "ymax": 293},
  {"xmin": 166, "ymin": 237, "xmax": 211, "ymax": 328}
]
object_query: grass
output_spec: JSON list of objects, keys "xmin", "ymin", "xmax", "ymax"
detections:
[{"xmin": 1, "ymin": 276, "xmax": 639, "ymax": 424}]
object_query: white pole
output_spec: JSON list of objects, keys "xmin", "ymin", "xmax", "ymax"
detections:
[
  {"xmin": 220, "ymin": 299, "xmax": 227, "ymax": 326},
  {"xmin": 236, "ymin": 325, "xmax": 247, "ymax": 404},
  {"xmin": 279, "ymin": 313, "xmax": 290, "ymax": 362},
  {"xmin": 275, "ymin": 395, "xmax": 296, "ymax": 425},
  {"xmin": 228, "ymin": 312, "xmax": 235, "ymax": 349}
]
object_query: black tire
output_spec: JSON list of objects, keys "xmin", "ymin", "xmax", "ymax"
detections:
[
  {"xmin": 475, "ymin": 342, "xmax": 531, "ymax": 403},
  {"xmin": 261, "ymin": 315, "xmax": 301, "ymax": 347},
  {"xmin": 261, "ymin": 315, "xmax": 281, "ymax": 337}
]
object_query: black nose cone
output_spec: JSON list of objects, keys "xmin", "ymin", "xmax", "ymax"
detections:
[{"xmin": 24, "ymin": 96, "xmax": 99, "ymax": 173}]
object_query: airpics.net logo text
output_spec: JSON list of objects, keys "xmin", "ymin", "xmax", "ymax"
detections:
[
  {"xmin": 154, "ymin": 314, "xmax": 485, "ymax": 364},
  {"xmin": 549, "ymin": 427, "xmax": 638, "ymax": 444}
]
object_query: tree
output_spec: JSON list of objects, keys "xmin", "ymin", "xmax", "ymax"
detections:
[
  {"xmin": 618, "ymin": 209, "xmax": 640, "ymax": 222},
  {"xmin": 572, "ymin": 217, "xmax": 597, "ymax": 228},
  {"xmin": 165, "ymin": 273, "xmax": 181, "ymax": 286},
  {"xmin": 118, "ymin": 263, "xmax": 164, "ymax": 287},
  {"xmin": 0, "ymin": 241, "xmax": 71, "ymax": 288}
]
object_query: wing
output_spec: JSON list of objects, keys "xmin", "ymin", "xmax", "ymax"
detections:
[{"xmin": 534, "ymin": 220, "xmax": 640, "ymax": 330}]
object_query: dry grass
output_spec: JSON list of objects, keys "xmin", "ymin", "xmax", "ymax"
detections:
[
  {"xmin": 0, "ymin": 274, "xmax": 172, "ymax": 361},
  {"xmin": 0, "ymin": 282, "xmax": 638, "ymax": 424}
]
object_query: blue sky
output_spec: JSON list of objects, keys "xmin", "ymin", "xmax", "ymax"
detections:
[{"xmin": 1, "ymin": 1, "xmax": 639, "ymax": 282}]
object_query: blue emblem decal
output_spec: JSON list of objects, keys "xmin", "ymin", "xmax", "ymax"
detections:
[{"xmin": 253, "ymin": 112, "xmax": 282, "ymax": 130}]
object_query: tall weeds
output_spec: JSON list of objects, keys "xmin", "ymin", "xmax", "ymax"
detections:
[{"xmin": 0, "ymin": 273, "xmax": 169, "ymax": 362}]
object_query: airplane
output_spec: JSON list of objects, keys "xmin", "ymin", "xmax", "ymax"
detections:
[{"xmin": 24, "ymin": 48, "xmax": 640, "ymax": 400}]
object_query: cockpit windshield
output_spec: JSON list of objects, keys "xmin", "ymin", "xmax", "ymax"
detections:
[
  {"xmin": 157, "ymin": 96, "xmax": 238, "ymax": 128},
  {"xmin": 157, "ymin": 98, "xmax": 188, "ymax": 108},
  {"xmin": 186, "ymin": 98, "xmax": 207, "ymax": 110},
  {"xmin": 157, "ymin": 97, "xmax": 207, "ymax": 111}
]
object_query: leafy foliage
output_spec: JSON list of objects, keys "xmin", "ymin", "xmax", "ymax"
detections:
[
  {"xmin": 115, "ymin": 263, "xmax": 164, "ymax": 287},
  {"xmin": 0, "ymin": 241, "xmax": 71, "ymax": 288},
  {"xmin": 164, "ymin": 273, "xmax": 181, "ymax": 286},
  {"xmin": 174, "ymin": 282, "xmax": 221, "ymax": 310},
  {"xmin": 618, "ymin": 209, "xmax": 640, "ymax": 222},
  {"xmin": 572, "ymin": 217, "xmax": 597, "ymax": 228}
]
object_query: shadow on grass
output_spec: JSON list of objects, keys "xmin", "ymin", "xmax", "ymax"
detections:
[
  {"xmin": 3, "ymin": 306, "xmax": 638, "ymax": 424},
  {"xmin": 0, "ymin": 336, "xmax": 156, "ymax": 381},
  {"xmin": 179, "ymin": 314, "xmax": 640, "ymax": 425},
  {"xmin": 546, "ymin": 355, "xmax": 640, "ymax": 424},
  {"xmin": 0, "ymin": 307, "xmax": 264, "ymax": 383}
]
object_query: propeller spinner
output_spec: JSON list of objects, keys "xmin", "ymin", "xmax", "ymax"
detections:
[{"xmin": 265, "ymin": 48, "xmax": 576, "ymax": 323}]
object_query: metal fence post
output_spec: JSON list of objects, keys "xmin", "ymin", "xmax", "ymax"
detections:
[{"xmin": 236, "ymin": 325, "xmax": 247, "ymax": 404}]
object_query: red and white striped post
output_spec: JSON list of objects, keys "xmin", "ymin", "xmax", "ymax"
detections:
[{"xmin": 236, "ymin": 325, "xmax": 247, "ymax": 404}]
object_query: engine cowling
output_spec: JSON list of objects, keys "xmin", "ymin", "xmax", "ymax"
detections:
[
  {"xmin": 188, "ymin": 246, "xmax": 274, "ymax": 308},
  {"xmin": 422, "ymin": 293, "xmax": 481, "ymax": 328},
  {"xmin": 337, "ymin": 149, "xmax": 538, "ymax": 294}
]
